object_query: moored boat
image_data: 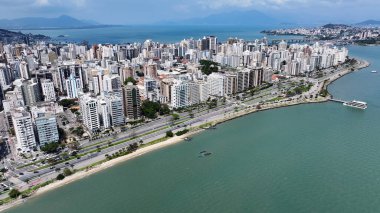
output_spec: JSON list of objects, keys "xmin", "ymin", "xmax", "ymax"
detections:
[{"xmin": 343, "ymin": 100, "xmax": 367, "ymax": 109}]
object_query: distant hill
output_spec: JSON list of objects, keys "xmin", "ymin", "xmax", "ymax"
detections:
[
  {"xmin": 322, "ymin": 24, "xmax": 350, "ymax": 29},
  {"xmin": 0, "ymin": 28, "xmax": 50, "ymax": 43},
  {"xmin": 160, "ymin": 10, "xmax": 278, "ymax": 26},
  {"xmin": 356, "ymin": 20, "xmax": 380, "ymax": 26},
  {"xmin": 0, "ymin": 15, "xmax": 107, "ymax": 30}
]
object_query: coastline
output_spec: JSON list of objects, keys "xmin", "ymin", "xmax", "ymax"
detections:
[
  {"xmin": 0, "ymin": 132, "xmax": 202, "ymax": 212},
  {"xmin": 0, "ymin": 58, "xmax": 370, "ymax": 212}
]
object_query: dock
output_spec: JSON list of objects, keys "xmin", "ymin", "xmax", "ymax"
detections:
[
  {"xmin": 329, "ymin": 99, "xmax": 346, "ymax": 103},
  {"xmin": 329, "ymin": 98, "xmax": 368, "ymax": 109}
]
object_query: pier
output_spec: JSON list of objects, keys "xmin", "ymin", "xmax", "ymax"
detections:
[
  {"xmin": 329, "ymin": 98, "xmax": 346, "ymax": 103},
  {"xmin": 329, "ymin": 99, "xmax": 368, "ymax": 109}
]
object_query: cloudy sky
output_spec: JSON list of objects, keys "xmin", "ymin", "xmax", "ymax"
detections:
[{"xmin": 0, "ymin": 0, "xmax": 379, "ymax": 24}]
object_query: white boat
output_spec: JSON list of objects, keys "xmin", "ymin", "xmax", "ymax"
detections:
[
  {"xmin": 343, "ymin": 100, "xmax": 367, "ymax": 109},
  {"xmin": 371, "ymin": 70, "xmax": 377, "ymax": 73}
]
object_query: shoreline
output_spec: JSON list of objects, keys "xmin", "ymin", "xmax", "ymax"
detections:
[
  {"xmin": 0, "ymin": 58, "xmax": 370, "ymax": 212},
  {"xmin": 0, "ymin": 131, "xmax": 202, "ymax": 212}
]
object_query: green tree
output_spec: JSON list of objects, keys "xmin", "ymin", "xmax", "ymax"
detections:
[
  {"xmin": 172, "ymin": 113, "xmax": 180, "ymax": 120},
  {"xmin": 286, "ymin": 90, "xmax": 295, "ymax": 97},
  {"xmin": 71, "ymin": 126, "xmax": 85, "ymax": 137},
  {"xmin": 56, "ymin": 174, "xmax": 65, "ymax": 180},
  {"xmin": 175, "ymin": 129, "xmax": 189, "ymax": 136},
  {"xmin": 127, "ymin": 143, "xmax": 139, "ymax": 152},
  {"xmin": 159, "ymin": 104, "xmax": 171, "ymax": 115},
  {"xmin": 207, "ymin": 99, "xmax": 218, "ymax": 109},
  {"xmin": 199, "ymin": 60, "xmax": 219, "ymax": 75},
  {"xmin": 320, "ymin": 89, "xmax": 329, "ymax": 97},
  {"xmin": 249, "ymin": 89, "xmax": 255, "ymax": 96},
  {"xmin": 63, "ymin": 168, "xmax": 73, "ymax": 176},
  {"xmin": 141, "ymin": 101, "xmax": 160, "ymax": 119},
  {"xmin": 59, "ymin": 99, "xmax": 77, "ymax": 108},
  {"xmin": 141, "ymin": 101, "xmax": 171, "ymax": 119},
  {"xmin": 9, "ymin": 189, "xmax": 21, "ymax": 199},
  {"xmin": 124, "ymin": 77, "xmax": 137, "ymax": 85},
  {"xmin": 41, "ymin": 142, "xmax": 60, "ymax": 154},
  {"xmin": 294, "ymin": 87, "xmax": 303, "ymax": 94},
  {"xmin": 166, "ymin": 131, "xmax": 174, "ymax": 137}
]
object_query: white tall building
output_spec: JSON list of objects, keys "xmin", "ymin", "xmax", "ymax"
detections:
[
  {"xmin": 98, "ymin": 99, "xmax": 110, "ymax": 129},
  {"xmin": 207, "ymin": 73, "xmax": 225, "ymax": 97},
  {"xmin": 189, "ymin": 82, "xmax": 200, "ymax": 105},
  {"xmin": 171, "ymin": 80, "xmax": 191, "ymax": 109},
  {"xmin": 0, "ymin": 64, "xmax": 11, "ymax": 89},
  {"xmin": 19, "ymin": 61, "xmax": 29, "ymax": 80},
  {"xmin": 65, "ymin": 73, "xmax": 80, "ymax": 98},
  {"xmin": 197, "ymin": 81, "xmax": 210, "ymax": 102},
  {"xmin": 80, "ymin": 94, "xmax": 100, "ymax": 133},
  {"xmin": 41, "ymin": 79, "xmax": 56, "ymax": 102},
  {"xmin": 12, "ymin": 110, "xmax": 36, "ymax": 152}
]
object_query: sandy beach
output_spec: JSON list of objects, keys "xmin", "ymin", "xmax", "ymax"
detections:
[
  {"xmin": 37, "ymin": 135, "xmax": 197, "ymax": 195},
  {"xmin": 0, "ymin": 59, "xmax": 370, "ymax": 212},
  {"xmin": 0, "ymin": 131, "xmax": 203, "ymax": 212}
]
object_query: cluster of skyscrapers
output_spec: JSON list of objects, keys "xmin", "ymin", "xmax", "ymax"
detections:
[{"xmin": 0, "ymin": 37, "xmax": 348, "ymax": 152}]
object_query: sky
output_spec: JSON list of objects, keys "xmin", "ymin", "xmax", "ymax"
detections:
[{"xmin": 0, "ymin": 0, "xmax": 379, "ymax": 25}]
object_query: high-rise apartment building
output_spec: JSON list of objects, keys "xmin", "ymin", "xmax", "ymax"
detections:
[
  {"xmin": 80, "ymin": 94, "xmax": 100, "ymax": 133},
  {"xmin": 35, "ymin": 115, "xmax": 59, "ymax": 147},
  {"xmin": 12, "ymin": 110, "xmax": 36, "ymax": 152},
  {"xmin": 41, "ymin": 79, "xmax": 56, "ymax": 102},
  {"xmin": 123, "ymin": 83, "xmax": 141, "ymax": 120},
  {"xmin": 21, "ymin": 79, "xmax": 43, "ymax": 106}
]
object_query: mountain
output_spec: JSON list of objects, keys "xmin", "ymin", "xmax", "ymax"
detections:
[
  {"xmin": 0, "ymin": 15, "xmax": 103, "ymax": 29},
  {"xmin": 160, "ymin": 10, "xmax": 279, "ymax": 26},
  {"xmin": 322, "ymin": 24, "xmax": 350, "ymax": 29},
  {"xmin": 356, "ymin": 20, "xmax": 380, "ymax": 26}
]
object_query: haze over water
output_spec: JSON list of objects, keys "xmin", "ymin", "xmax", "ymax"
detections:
[
  {"xmin": 5, "ymin": 41, "xmax": 380, "ymax": 212},
  {"xmin": 21, "ymin": 25, "xmax": 300, "ymax": 44}
]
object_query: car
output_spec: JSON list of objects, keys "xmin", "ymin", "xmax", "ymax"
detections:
[
  {"xmin": 55, "ymin": 168, "xmax": 61, "ymax": 172},
  {"xmin": 65, "ymin": 162, "xmax": 70, "ymax": 165},
  {"xmin": 19, "ymin": 172, "xmax": 24, "ymax": 175},
  {"xmin": 33, "ymin": 171, "xmax": 39, "ymax": 174},
  {"xmin": 50, "ymin": 166, "xmax": 55, "ymax": 169},
  {"xmin": 77, "ymin": 156, "xmax": 81, "ymax": 160}
]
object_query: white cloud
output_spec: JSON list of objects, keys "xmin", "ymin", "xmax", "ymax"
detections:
[
  {"xmin": 197, "ymin": 0, "xmax": 255, "ymax": 9},
  {"xmin": 35, "ymin": 0, "xmax": 49, "ymax": 6},
  {"xmin": 196, "ymin": 0, "xmax": 357, "ymax": 9},
  {"xmin": 34, "ymin": 0, "xmax": 86, "ymax": 7}
]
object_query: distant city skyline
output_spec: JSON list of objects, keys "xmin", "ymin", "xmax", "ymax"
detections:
[{"xmin": 0, "ymin": 0, "xmax": 380, "ymax": 25}]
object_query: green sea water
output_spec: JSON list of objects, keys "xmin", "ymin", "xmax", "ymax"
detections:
[{"xmin": 6, "ymin": 45, "xmax": 380, "ymax": 213}]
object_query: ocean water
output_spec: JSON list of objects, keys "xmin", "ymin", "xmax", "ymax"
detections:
[
  {"xmin": 21, "ymin": 25, "xmax": 301, "ymax": 44},
  {"xmin": 5, "ymin": 46, "xmax": 380, "ymax": 212}
]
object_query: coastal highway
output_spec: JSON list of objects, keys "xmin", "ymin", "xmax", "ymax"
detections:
[
  {"xmin": 8, "ymin": 83, "xmax": 279, "ymax": 179},
  {"xmin": 6, "ymin": 63, "xmax": 360, "ymax": 193},
  {"xmin": 13, "ymin": 100, "xmax": 242, "ymax": 190}
]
